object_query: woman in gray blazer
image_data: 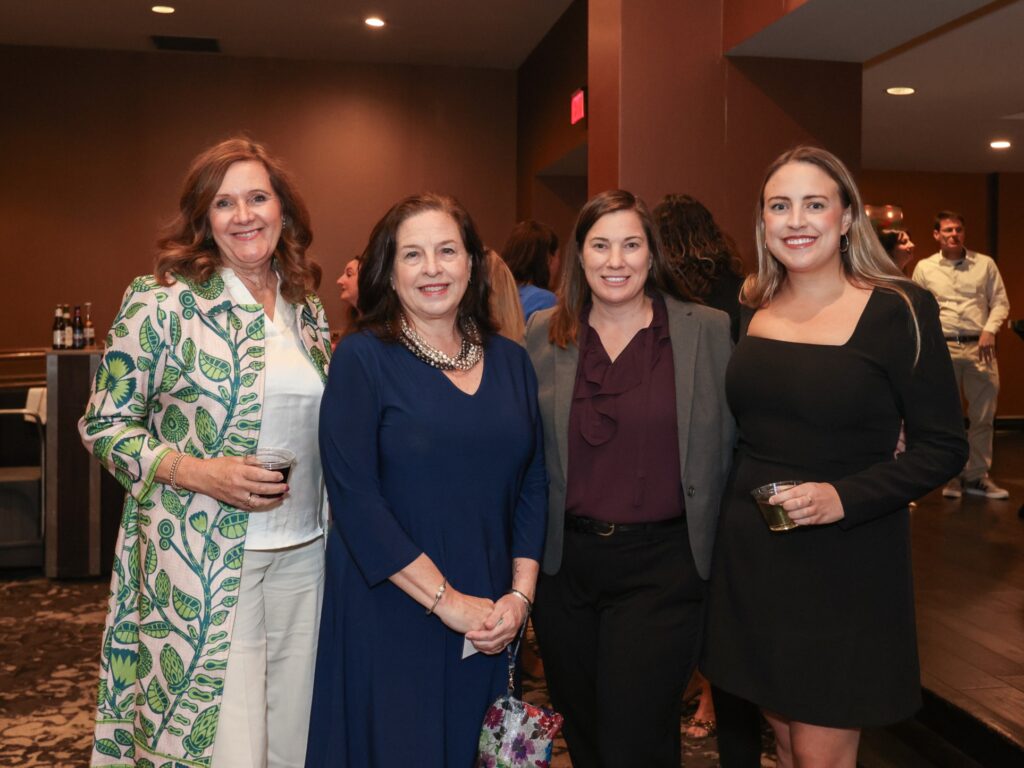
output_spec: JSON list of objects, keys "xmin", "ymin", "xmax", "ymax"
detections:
[{"xmin": 525, "ymin": 189, "xmax": 735, "ymax": 767}]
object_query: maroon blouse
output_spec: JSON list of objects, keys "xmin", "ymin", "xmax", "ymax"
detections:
[{"xmin": 565, "ymin": 294, "xmax": 683, "ymax": 523}]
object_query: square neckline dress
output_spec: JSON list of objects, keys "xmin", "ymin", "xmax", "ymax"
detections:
[{"xmin": 702, "ymin": 286, "xmax": 967, "ymax": 728}]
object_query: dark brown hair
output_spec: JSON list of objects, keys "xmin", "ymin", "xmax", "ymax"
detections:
[
  {"xmin": 500, "ymin": 220, "xmax": 558, "ymax": 287},
  {"xmin": 356, "ymin": 193, "xmax": 494, "ymax": 341},
  {"xmin": 548, "ymin": 189, "xmax": 694, "ymax": 348},
  {"xmin": 155, "ymin": 136, "xmax": 320, "ymax": 303},
  {"xmin": 933, "ymin": 210, "xmax": 964, "ymax": 230},
  {"xmin": 653, "ymin": 194, "xmax": 743, "ymax": 297}
]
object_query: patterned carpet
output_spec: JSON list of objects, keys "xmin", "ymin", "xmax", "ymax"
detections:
[
  {"xmin": 0, "ymin": 574, "xmax": 775, "ymax": 767},
  {"xmin": 0, "ymin": 576, "xmax": 108, "ymax": 767}
]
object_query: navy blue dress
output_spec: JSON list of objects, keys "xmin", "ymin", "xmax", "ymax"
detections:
[{"xmin": 306, "ymin": 331, "xmax": 547, "ymax": 767}]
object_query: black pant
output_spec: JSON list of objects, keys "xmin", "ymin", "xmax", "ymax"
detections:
[{"xmin": 533, "ymin": 522, "xmax": 704, "ymax": 768}]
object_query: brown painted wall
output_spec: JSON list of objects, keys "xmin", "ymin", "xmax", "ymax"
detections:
[
  {"xmin": 995, "ymin": 173, "xmax": 1024, "ymax": 416},
  {"xmin": 860, "ymin": 170, "xmax": 1024, "ymax": 415},
  {"xmin": 588, "ymin": 0, "xmax": 621, "ymax": 196},
  {"xmin": 516, "ymin": 0, "xmax": 589, "ymax": 252},
  {"xmin": 858, "ymin": 170, "xmax": 990, "ymax": 276},
  {"xmin": 1, "ymin": 45, "xmax": 516, "ymax": 347},
  {"xmin": 592, "ymin": 1, "xmax": 861, "ymax": 269}
]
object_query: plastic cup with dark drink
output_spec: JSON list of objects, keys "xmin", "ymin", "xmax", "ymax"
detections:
[
  {"xmin": 245, "ymin": 448, "xmax": 295, "ymax": 499},
  {"xmin": 751, "ymin": 481, "xmax": 802, "ymax": 532}
]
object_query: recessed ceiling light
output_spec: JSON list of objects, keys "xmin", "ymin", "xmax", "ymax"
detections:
[
  {"xmin": 990, "ymin": 140, "xmax": 1012, "ymax": 150},
  {"xmin": 886, "ymin": 87, "xmax": 915, "ymax": 96},
  {"xmin": 365, "ymin": 17, "xmax": 385, "ymax": 28},
  {"xmin": 151, "ymin": 5, "xmax": 175, "ymax": 13}
]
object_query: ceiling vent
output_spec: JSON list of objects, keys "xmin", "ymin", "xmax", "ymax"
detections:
[{"xmin": 151, "ymin": 36, "xmax": 220, "ymax": 53}]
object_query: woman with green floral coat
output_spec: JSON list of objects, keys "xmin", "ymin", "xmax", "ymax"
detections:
[{"xmin": 80, "ymin": 138, "xmax": 332, "ymax": 767}]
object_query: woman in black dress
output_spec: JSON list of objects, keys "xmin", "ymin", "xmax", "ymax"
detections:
[{"xmin": 703, "ymin": 146, "xmax": 967, "ymax": 767}]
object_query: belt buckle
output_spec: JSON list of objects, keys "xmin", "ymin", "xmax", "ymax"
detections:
[{"xmin": 597, "ymin": 522, "xmax": 616, "ymax": 537}]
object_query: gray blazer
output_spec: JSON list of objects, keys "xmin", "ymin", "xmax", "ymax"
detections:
[{"xmin": 525, "ymin": 294, "xmax": 735, "ymax": 580}]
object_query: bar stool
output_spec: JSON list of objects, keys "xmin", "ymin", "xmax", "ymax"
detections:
[{"xmin": 0, "ymin": 386, "xmax": 46, "ymax": 567}]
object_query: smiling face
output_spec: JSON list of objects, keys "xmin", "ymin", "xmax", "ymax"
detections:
[
  {"xmin": 893, "ymin": 231, "xmax": 915, "ymax": 268},
  {"xmin": 580, "ymin": 209, "xmax": 651, "ymax": 309},
  {"xmin": 933, "ymin": 217, "xmax": 965, "ymax": 258},
  {"xmin": 208, "ymin": 160, "xmax": 283, "ymax": 274},
  {"xmin": 337, "ymin": 258, "xmax": 360, "ymax": 304},
  {"xmin": 392, "ymin": 210, "xmax": 471, "ymax": 331},
  {"xmin": 761, "ymin": 161, "xmax": 851, "ymax": 277}
]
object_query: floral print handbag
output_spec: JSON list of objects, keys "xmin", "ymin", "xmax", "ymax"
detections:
[{"xmin": 476, "ymin": 625, "xmax": 564, "ymax": 768}]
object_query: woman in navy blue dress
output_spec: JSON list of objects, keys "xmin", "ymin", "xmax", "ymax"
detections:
[{"xmin": 306, "ymin": 193, "xmax": 547, "ymax": 767}]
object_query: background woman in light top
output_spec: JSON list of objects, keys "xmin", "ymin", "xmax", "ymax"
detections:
[
  {"xmin": 79, "ymin": 137, "xmax": 332, "ymax": 767},
  {"xmin": 336, "ymin": 254, "xmax": 361, "ymax": 325}
]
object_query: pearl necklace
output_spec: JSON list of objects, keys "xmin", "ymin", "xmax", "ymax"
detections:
[{"xmin": 398, "ymin": 315, "xmax": 483, "ymax": 371}]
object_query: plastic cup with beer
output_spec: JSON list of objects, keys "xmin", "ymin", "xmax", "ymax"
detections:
[
  {"xmin": 245, "ymin": 448, "xmax": 295, "ymax": 499},
  {"xmin": 751, "ymin": 480, "xmax": 802, "ymax": 532}
]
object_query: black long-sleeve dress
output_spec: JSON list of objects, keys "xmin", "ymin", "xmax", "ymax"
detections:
[{"xmin": 703, "ymin": 285, "xmax": 967, "ymax": 728}]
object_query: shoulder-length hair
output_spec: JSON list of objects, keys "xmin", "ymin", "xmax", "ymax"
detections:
[
  {"xmin": 744, "ymin": 145, "xmax": 920, "ymax": 358},
  {"xmin": 154, "ymin": 136, "xmax": 320, "ymax": 304},
  {"xmin": 653, "ymin": 194, "xmax": 743, "ymax": 297},
  {"xmin": 486, "ymin": 249, "xmax": 526, "ymax": 342},
  {"xmin": 548, "ymin": 189, "xmax": 696, "ymax": 348},
  {"xmin": 501, "ymin": 220, "xmax": 557, "ymax": 288},
  {"xmin": 356, "ymin": 193, "xmax": 495, "ymax": 342}
]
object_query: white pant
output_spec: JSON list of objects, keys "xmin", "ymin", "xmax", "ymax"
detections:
[
  {"xmin": 948, "ymin": 340, "xmax": 999, "ymax": 481},
  {"xmin": 212, "ymin": 537, "xmax": 325, "ymax": 768}
]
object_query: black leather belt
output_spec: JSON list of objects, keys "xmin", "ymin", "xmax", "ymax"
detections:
[
  {"xmin": 944, "ymin": 334, "xmax": 980, "ymax": 343},
  {"xmin": 564, "ymin": 514, "xmax": 683, "ymax": 537}
]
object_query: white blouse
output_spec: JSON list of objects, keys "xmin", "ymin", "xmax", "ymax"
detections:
[{"xmin": 221, "ymin": 268, "xmax": 326, "ymax": 550}]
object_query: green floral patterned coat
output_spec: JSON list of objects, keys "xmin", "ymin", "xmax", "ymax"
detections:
[{"xmin": 79, "ymin": 273, "xmax": 331, "ymax": 767}]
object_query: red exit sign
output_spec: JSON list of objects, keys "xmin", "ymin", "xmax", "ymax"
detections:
[{"xmin": 571, "ymin": 88, "xmax": 586, "ymax": 125}]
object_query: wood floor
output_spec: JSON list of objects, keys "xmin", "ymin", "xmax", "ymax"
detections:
[{"xmin": 912, "ymin": 431, "xmax": 1024, "ymax": 756}]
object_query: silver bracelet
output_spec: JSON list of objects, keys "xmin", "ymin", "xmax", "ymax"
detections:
[
  {"xmin": 507, "ymin": 588, "xmax": 533, "ymax": 613},
  {"xmin": 168, "ymin": 452, "xmax": 185, "ymax": 492},
  {"xmin": 426, "ymin": 578, "xmax": 447, "ymax": 615}
]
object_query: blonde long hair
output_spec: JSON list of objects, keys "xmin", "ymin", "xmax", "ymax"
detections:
[
  {"xmin": 486, "ymin": 249, "xmax": 526, "ymax": 342},
  {"xmin": 743, "ymin": 146, "xmax": 920, "ymax": 360}
]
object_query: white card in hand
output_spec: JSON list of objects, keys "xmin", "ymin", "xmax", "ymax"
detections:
[{"xmin": 462, "ymin": 636, "xmax": 480, "ymax": 659}]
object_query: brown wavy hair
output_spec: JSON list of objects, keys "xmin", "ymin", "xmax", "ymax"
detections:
[
  {"xmin": 548, "ymin": 189, "xmax": 695, "ymax": 348},
  {"xmin": 653, "ymin": 194, "xmax": 743, "ymax": 297},
  {"xmin": 356, "ymin": 193, "xmax": 495, "ymax": 342},
  {"xmin": 154, "ymin": 137, "xmax": 321, "ymax": 303}
]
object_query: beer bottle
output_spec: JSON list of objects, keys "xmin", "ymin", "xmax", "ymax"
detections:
[
  {"xmin": 52, "ymin": 305, "xmax": 66, "ymax": 349},
  {"xmin": 63, "ymin": 305, "xmax": 73, "ymax": 348},
  {"xmin": 72, "ymin": 305, "xmax": 85, "ymax": 349},
  {"xmin": 83, "ymin": 302, "xmax": 96, "ymax": 347}
]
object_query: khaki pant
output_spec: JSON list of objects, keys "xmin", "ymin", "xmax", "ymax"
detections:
[
  {"xmin": 948, "ymin": 340, "xmax": 999, "ymax": 481},
  {"xmin": 212, "ymin": 537, "xmax": 325, "ymax": 768}
]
